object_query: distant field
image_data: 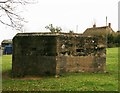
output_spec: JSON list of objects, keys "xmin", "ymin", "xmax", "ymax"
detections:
[{"xmin": 1, "ymin": 48, "xmax": 119, "ymax": 91}]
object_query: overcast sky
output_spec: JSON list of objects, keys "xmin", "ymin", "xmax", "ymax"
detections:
[{"xmin": 0, "ymin": 0, "xmax": 119, "ymax": 43}]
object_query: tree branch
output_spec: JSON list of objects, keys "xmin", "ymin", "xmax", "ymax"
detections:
[
  {"xmin": 0, "ymin": 0, "xmax": 36, "ymax": 31},
  {"xmin": 0, "ymin": 0, "xmax": 10, "ymax": 3}
]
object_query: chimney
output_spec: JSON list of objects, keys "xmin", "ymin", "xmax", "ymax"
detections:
[
  {"xmin": 108, "ymin": 23, "xmax": 111, "ymax": 28},
  {"xmin": 93, "ymin": 24, "xmax": 96, "ymax": 28}
]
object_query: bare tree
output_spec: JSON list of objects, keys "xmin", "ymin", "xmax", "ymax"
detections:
[
  {"xmin": 69, "ymin": 30, "xmax": 74, "ymax": 33},
  {"xmin": 45, "ymin": 24, "xmax": 62, "ymax": 33},
  {"xmin": 0, "ymin": 0, "xmax": 36, "ymax": 31},
  {"xmin": 55, "ymin": 26, "xmax": 62, "ymax": 33},
  {"xmin": 45, "ymin": 24, "xmax": 55, "ymax": 33}
]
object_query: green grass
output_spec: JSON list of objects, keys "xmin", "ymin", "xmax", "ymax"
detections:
[{"xmin": 1, "ymin": 48, "xmax": 119, "ymax": 91}]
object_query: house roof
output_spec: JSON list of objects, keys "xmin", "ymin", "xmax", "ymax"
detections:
[
  {"xmin": 1, "ymin": 39, "xmax": 12, "ymax": 44},
  {"xmin": 83, "ymin": 26, "xmax": 115, "ymax": 36}
]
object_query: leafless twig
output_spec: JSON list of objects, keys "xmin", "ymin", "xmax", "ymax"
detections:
[{"xmin": 0, "ymin": 0, "xmax": 36, "ymax": 31}]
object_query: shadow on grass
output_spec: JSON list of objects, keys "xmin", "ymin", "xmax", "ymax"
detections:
[
  {"xmin": 2, "ymin": 68, "xmax": 116, "ymax": 81},
  {"xmin": 2, "ymin": 70, "xmax": 12, "ymax": 79},
  {"xmin": 2, "ymin": 70, "xmax": 56, "ymax": 80}
]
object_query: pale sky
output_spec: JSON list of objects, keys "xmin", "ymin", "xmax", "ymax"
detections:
[{"xmin": 0, "ymin": 0, "xmax": 119, "ymax": 43}]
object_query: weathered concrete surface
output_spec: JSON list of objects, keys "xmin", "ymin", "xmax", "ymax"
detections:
[
  {"xmin": 12, "ymin": 33, "xmax": 106, "ymax": 77},
  {"xmin": 56, "ymin": 56, "xmax": 106, "ymax": 74},
  {"xmin": 12, "ymin": 35, "xmax": 57, "ymax": 77}
]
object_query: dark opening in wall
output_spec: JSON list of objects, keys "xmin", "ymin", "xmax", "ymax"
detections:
[
  {"xmin": 31, "ymin": 48, "xmax": 37, "ymax": 51},
  {"xmin": 76, "ymin": 49, "xmax": 83, "ymax": 52},
  {"xmin": 60, "ymin": 51, "xmax": 70, "ymax": 55}
]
